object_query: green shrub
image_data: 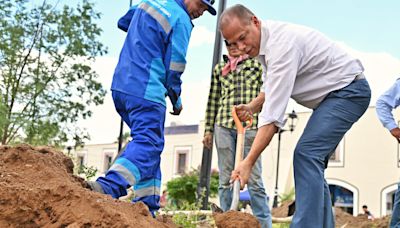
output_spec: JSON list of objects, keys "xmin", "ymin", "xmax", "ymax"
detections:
[{"xmin": 166, "ymin": 169, "xmax": 219, "ymax": 209}]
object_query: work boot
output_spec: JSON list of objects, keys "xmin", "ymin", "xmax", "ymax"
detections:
[{"xmin": 86, "ymin": 181, "xmax": 105, "ymax": 194}]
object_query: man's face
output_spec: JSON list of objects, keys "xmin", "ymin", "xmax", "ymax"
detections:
[
  {"xmin": 226, "ymin": 44, "xmax": 243, "ymax": 57},
  {"xmin": 185, "ymin": 0, "xmax": 208, "ymax": 19},
  {"xmin": 221, "ymin": 16, "xmax": 261, "ymax": 57}
]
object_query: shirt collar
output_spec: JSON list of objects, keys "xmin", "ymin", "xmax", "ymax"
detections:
[{"xmin": 259, "ymin": 20, "xmax": 269, "ymax": 56}]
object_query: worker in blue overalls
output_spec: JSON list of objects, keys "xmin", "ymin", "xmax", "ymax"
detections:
[{"xmin": 88, "ymin": 0, "xmax": 216, "ymax": 216}]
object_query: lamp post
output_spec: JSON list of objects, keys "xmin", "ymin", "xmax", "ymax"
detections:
[
  {"xmin": 66, "ymin": 146, "xmax": 72, "ymax": 156},
  {"xmin": 198, "ymin": 0, "xmax": 227, "ymax": 210},
  {"xmin": 272, "ymin": 110, "xmax": 298, "ymax": 208}
]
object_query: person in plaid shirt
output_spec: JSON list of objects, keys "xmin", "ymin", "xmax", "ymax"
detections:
[{"xmin": 202, "ymin": 44, "xmax": 272, "ymax": 228}]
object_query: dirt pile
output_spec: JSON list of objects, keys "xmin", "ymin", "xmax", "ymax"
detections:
[
  {"xmin": 0, "ymin": 145, "xmax": 176, "ymax": 227},
  {"xmin": 272, "ymin": 201, "xmax": 391, "ymax": 227},
  {"xmin": 271, "ymin": 200, "xmax": 294, "ymax": 218},
  {"xmin": 213, "ymin": 210, "xmax": 260, "ymax": 228},
  {"xmin": 335, "ymin": 208, "xmax": 390, "ymax": 228}
]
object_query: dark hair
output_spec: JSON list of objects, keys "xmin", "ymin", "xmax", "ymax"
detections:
[
  {"xmin": 219, "ymin": 4, "xmax": 255, "ymax": 30},
  {"xmin": 362, "ymin": 205, "xmax": 368, "ymax": 208}
]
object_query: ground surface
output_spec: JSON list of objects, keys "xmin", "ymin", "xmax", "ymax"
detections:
[
  {"xmin": 0, "ymin": 145, "xmax": 262, "ymax": 228},
  {"xmin": 272, "ymin": 200, "xmax": 391, "ymax": 228},
  {"xmin": 213, "ymin": 210, "xmax": 260, "ymax": 228},
  {"xmin": 0, "ymin": 144, "xmax": 391, "ymax": 227},
  {"xmin": 0, "ymin": 145, "xmax": 176, "ymax": 227}
]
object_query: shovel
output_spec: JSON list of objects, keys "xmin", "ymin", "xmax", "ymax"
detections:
[{"xmin": 229, "ymin": 106, "xmax": 253, "ymax": 211}]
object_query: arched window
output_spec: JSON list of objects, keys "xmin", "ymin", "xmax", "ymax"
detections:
[
  {"xmin": 327, "ymin": 178, "xmax": 359, "ymax": 216},
  {"xmin": 381, "ymin": 183, "xmax": 398, "ymax": 216}
]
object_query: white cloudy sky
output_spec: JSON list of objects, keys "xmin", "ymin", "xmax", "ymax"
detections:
[
  {"xmin": 61, "ymin": 0, "xmax": 400, "ymax": 144},
  {"xmin": 80, "ymin": 25, "xmax": 400, "ymax": 144}
]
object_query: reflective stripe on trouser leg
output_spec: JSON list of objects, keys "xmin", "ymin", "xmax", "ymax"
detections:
[
  {"xmin": 96, "ymin": 92, "xmax": 166, "ymax": 213},
  {"xmin": 133, "ymin": 166, "xmax": 162, "ymax": 214},
  {"xmin": 291, "ymin": 79, "xmax": 370, "ymax": 228}
]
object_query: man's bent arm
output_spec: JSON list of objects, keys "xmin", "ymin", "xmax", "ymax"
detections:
[
  {"xmin": 245, "ymin": 123, "xmax": 277, "ymax": 166},
  {"xmin": 249, "ymin": 92, "xmax": 265, "ymax": 114}
]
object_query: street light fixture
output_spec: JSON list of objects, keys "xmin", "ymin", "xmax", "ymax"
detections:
[
  {"xmin": 66, "ymin": 146, "xmax": 72, "ymax": 156},
  {"xmin": 272, "ymin": 110, "xmax": 298, "ymax": 208}
]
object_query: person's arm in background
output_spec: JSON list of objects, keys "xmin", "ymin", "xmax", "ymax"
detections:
[
  {"xmin": 376, "ymin": 79, "xmax": 400, "ymax": 141},
  {"xmin": 202, "ymin": 64, "xmax": 222, "ymax": 149},
  {"xmin": 166, "ymin": 18, "xmax": 192, "ymax": 115}
]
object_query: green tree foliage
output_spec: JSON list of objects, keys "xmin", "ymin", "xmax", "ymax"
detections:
[
  {"xmin": 166, "ymin": 169, "xmax": 219, "ymax": 209},
  {"xmin": 0, "ymin": 0, "xmax": 107, "ymax": 146}
]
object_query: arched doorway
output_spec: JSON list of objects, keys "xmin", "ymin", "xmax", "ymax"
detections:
[
  {"xmin": 381, "ymin": 183, "xmax": 398, "ymax": 216},
  {"xmin": 327, "ymin": 179, "xmax": 359, "ymax": 216}
]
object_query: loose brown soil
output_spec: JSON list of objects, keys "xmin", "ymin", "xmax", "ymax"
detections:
[
  {"xmin": 272, "ymin": 200, "xmax": 391, "ymax": 227},
  {"xmin": 0, "ymin": 144, "xmax": 390, "ymax": 228},
  {"xmin": 0, "ymin": 144, "xmax": 176, "ymax": 227},
  {"xmin": 335, "ymin": 208, "xmax": 390, "ymax": 228},
  {"xmin": 213, "ymin": 210, "xmax": 260, "ymax": 228},
  {"xmin": 271, "ymin": 200, "xmax": 294, "ymax": 218}
]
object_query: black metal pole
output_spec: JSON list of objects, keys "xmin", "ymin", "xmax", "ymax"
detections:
[
  {"xmin": 273, "ymin": 129, "xmax": 284, "ymax": 208},
  {"xmin": 118, "ymin": 0, "xmax": 133, "ymax": 153},
  {"xmin": 118, "ymin": 119, "xmax": 124, "ymax": 152},
  {"xmin": 198, "ymin": 0, "xmax": 227, "ymax": 210}
]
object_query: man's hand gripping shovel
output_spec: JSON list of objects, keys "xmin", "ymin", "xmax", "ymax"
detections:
[
  {"xmin": 210, "ymin": 106, "xmax": 252, "ymax": 213},
  {"xmin": 229, "ymin": 106, "xmax": 253, "ymax": 211}
]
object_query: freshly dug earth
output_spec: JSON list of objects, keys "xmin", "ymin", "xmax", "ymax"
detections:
[
  {"xmin": 213, "ymin": 210, "xmax": 260, "ymax": 228},
  {"xmin": 271, "ymin": 200, "xmax": 294, "ymax": 217},
  {"xmin": 335, "ymin": 208, "xmax": 390, "ymax": 228},
  {"xmin": 272, "ymin": 201, "xmax": 391, "ymax": 227},
  {"xmin": 0, "ymin": 145, "xmax": 176, "ymax": 227}
]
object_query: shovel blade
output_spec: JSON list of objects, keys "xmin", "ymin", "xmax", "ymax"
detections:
[{"xmin": 229, "ymin": 179, "xmax": 241, "ymax": 211}]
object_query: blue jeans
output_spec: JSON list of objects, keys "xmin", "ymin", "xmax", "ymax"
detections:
[
  {"xmin": 391, "ymin": 183, "xmax": 400, "ymax": 228},
  {"xmin": 291, "ymin": 79, "xmax": 371, "ymax": 228},
  {"xmin": 214, "ymin": 125, "xmax": 272, "ymax": 228}
]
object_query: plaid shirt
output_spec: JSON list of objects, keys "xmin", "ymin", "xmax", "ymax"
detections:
[{"xmin": 204, "ymin": 56, "xmax": 263, "ymax": 134}]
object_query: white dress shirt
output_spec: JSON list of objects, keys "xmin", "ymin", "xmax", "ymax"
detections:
[{"xmin": 257, "ymin": 20, "xmax": 364, "ymax": 128}]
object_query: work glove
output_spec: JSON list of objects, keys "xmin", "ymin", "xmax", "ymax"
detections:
[{"xmin": 170, "ymin": 104, "xmax": 183, "ymax": 116}]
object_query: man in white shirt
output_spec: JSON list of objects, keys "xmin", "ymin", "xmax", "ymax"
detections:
[{"xmin": 219, "ymin": 4, "xmax": 371, "ymax": 228}]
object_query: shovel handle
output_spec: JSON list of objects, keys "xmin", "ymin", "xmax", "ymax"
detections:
[{"xmin": 232, "ymin": 106, "xmax": 253, "ymax": 134}]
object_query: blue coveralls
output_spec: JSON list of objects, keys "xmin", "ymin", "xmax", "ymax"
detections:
[{"xmin": 94, "ymin": 0, "xmax": 193, "ymax": 214}]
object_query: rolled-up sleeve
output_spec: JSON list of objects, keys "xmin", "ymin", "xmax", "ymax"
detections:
[{"xmin": 258, "ymin": 42, "xmax": 302, "ymax": 128}]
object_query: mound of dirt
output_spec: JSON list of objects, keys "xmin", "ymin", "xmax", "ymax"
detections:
[
  {"xmin": 271, "ymin": 200, "xmax": 294, "ymax": 218},
  {"xmin": 213, "ymin": 210, "xmax": 260, "ymax": 228},
  {"xmin": 335, "ymin": 208, "xmax": 390, "ymax": 228},
  {"xmin": 0, "ymin": 145, "xmax": 176, "ymax": 227},
  {"xmin": 272, "ymin": 201, "xmax": 390, "ymax": 227}
]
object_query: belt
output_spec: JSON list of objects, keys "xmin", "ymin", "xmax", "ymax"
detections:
[{"xmin": 354, "ymin": 73, "xmax": 366, "ymax": 81}]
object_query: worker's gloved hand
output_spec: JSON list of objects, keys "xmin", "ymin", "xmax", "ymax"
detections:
[{"xmin": 170, "ymin": 104, "xmax": 183, "ymax": 116}]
